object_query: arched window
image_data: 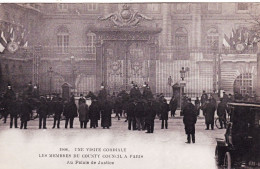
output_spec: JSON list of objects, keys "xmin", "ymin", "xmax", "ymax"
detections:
[
  {"xmin": 57, "ymin": 26, "xmax": 69, "ymax": 53},
  {"xmin": 86, "ymin": 32, "xmax": 96, "ymax": 54},
  {"xmin": 206, "ymin": 28, "xmax": 219, "ymax": 53},
  {"xmin": 234, "ymin": 73, "xmax": 253, "ymax": 96},
  {"xmin": 175, "ymin": 27, "xmax": 188, "ymax": 59}
]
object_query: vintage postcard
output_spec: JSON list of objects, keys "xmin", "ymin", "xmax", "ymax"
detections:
[{"xmin": 0, "ymin": 1, "xmax": 260, "ymax": 169}]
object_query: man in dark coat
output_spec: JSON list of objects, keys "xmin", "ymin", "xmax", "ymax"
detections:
[
  {"xmin": 135, "ymin": 99, "xmax": 144, "ymax": 131},
  {"xmin": 183, "ymin": 98, "xmax": 197, "ymax": 143},
  {"xmin": 101, "ymin": 100, "xmax": 112, "ymax": 129},
  {"xmin": 217, "ymin": 98, "xmax": 228, "ymax": 129},
  {"xmin": 160, "ymin": 99, "xmax": 169, "ymax": 129},
  {"xmin": 126, "ymin": 99, "xmax": 136, "ymax": 130},
  {"xmin": 89, "ymin": 99, "xmax": 100, "ymax": 128},
  {"xmin": 202, "ymin": 99, "xmax": 216, "ymax": 130},
  {"xmin": 38, "ymin": 97, "xmax": 48, "ymax": 129},
  {"xmin": 9, "ymin": 98, "xmax": 19, "ymax": 128},
  {"xmin": 52, "ymin": 98, "xmax": 63, "ymax": 129},
  {"xmin": 78, "ymin": 101, "xmax": 89, "ymax": 129},
  {"xmin": 20, "ymin": 98, "xmax": 32, "ymax": 129},
  {"xmin": 63, "ymin": 96, "xmax": 78, "ymax": 128},
  {"xmin": 169, "ymin": 95, "xmax": 178, "ymax": 117},
  {"xmin": 145, "ymin": 99, "xmax": 157, "ymax": 133},
  {"xmin": 3, "ymin": 84, "xmax": 16, "ymax": 123}
]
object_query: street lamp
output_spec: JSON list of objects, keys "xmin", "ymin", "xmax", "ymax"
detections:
[
  {"xmin": 180, "ymin": 67, "xmax": 186, "ymax": 81},
  {"xmin": 48, "ymin": 67, "xmax": 53, "ymax": 95},
  {"xmin": 180, "ymin": 67, "xmax": 186, "ymax": 96},
  {"xmin": 179, "ymin": 67, "xmax": 187, "ymax": 116}
]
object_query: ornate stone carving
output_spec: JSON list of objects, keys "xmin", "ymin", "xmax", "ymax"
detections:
[{"xmin": 99, "ymin": 4, "xmax": 152, "ymax": 27}]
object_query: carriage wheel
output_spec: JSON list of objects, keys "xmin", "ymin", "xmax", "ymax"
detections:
[
  {"xmin": 224, "ymin": 152, "xmax": 231, "ymax": 169},
  {"xmin": 215, "ymin": 146, "xmax": 219, "ymax": 164},
  {"xmin": 215, "ymin": 146, "xmax": 225, "ymax": 165}
]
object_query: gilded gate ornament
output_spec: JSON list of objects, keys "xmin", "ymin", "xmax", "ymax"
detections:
[{"xmin": 99, "ymin": 4, "xmax": 152, "ymax": 27}]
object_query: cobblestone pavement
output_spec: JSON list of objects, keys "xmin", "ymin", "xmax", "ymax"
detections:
[{"xmin": 0, "ymin": 112, "xmax": 225, "ymax": 169}]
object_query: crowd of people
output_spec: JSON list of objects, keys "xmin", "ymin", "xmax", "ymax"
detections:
[
  {"xmin": 0, "ymin": 81, "xmax": 253, "ymax": 144},
  {"xmin": 0, "ymin": 83, "xmax": 178, "ymax": 132}
]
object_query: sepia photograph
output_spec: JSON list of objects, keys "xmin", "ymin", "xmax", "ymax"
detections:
[{"xmin": 0, "ymin": 1, "xmax": 260, "ymax": 169}]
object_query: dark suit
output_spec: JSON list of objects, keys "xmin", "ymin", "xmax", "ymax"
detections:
[
  {"xmin": 135, "ymin": 101, "xmax": 144, "ymax": 131},
  {"xmin": 38, "ymin": 101, "xmax": 48, "ymax": 129},
  {"xmin": 63, "ymin": 101, "xmax": 78, "ymax": 128},
  {"xmin": 145, "ymin": 101, "xmax": 157, "ymax": 133},
  {"xmin": 9, "ymin": 100, "xmax": 19, "ymax": 128},
  {"xmin": 20, "ymin": 100, "xmax": 32, "ymax": 129},
  {"xmin": 89, "ymin": 101, "xmax": 100, "ymax": 128},
  {"xmin": 160, "ymin": 102, "xmax": 169, "ymax": 129},
  {"xmin": 126, "ymin": 101, "xmax": 136, "ymax": 130},
  {"xmin": 183, "ymin": 102, "xmax": 197, "ymax": 143},
  {"xmin": 203, "ymin": 102, "xmax": 216, "ymax": 130},
  {"xmin": 53, "ymin": 101, "xmax": 63, "ymax": 128}
]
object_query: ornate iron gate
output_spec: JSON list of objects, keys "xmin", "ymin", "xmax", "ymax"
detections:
[{"xmin": 104, "ymin": 41, "xmax": 150, "ymax": 93}]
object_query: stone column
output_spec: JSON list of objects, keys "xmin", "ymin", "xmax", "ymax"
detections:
[
  {"xmin": 162, "ymin": 3, "xmax": 170, "ymax": 47},
  {"xmin": 191, "ymin": 3, "xmax": 202, "ymax": 48}
]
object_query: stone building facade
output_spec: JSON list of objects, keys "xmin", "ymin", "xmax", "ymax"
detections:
[{"xmin": 0, "ymin": 3, "xmax": 259, "ymax": 97}]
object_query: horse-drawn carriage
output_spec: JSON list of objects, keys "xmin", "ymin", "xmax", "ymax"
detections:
[{"xmin": 215, "ymin": 102, "xmax": 260, "ymax": 169}]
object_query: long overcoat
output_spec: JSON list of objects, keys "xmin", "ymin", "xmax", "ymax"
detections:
[
  {"xmin": 78, "ymin": 103, "xmax": 89, "ymax": 122},
  {"xmin": 160, "ymin": 102, "xmax": 169, "ymax": 120},
  {"xmin": 38, "ymin": 101, "xmax": 48, "ymax": 118},
  {"xmin": 183, "ymin": 103, "xmax": 197, "ymax": 134},
  {"xmin": 169, "ymin": 97, "xmax": 178, "ymax": 112},
  {"xmin": 203, "ymin": 102, "xmax": 216, "ymax": 124},
  {"xmin": 89, "ymin": 101, "xmax": 100, "ymax": 121},
  {"xmin": 101, "ymin": 101, "xmax": 112, "ymax": 127},
  {"xmin": 126, "ymin": 101, "xmax": 135, "ymax": 120},
  {"xmin": 134, "ymin": 101, "xmax": 144, "ymax": 118},
  {"xmin": 20, "ymin": 100, "xmax": 32, "ymax": 122},
  {"xmin": 53, "ymin": 101, "xmax": 63, "ymax": 118},
  {"xmin": 63, "ymin": 102, "xmax": 78, "ymax": 118}
]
